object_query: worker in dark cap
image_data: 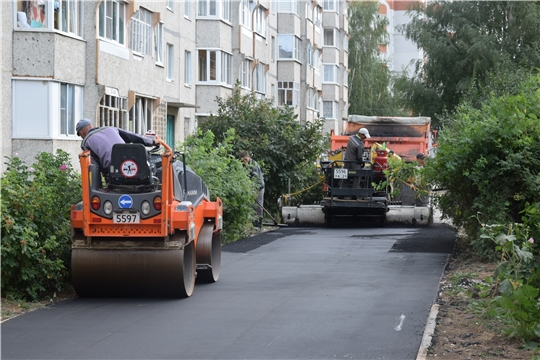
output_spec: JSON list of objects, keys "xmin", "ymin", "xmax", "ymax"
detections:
[
  {"xmin": 341, "ymin": 128, "xmax": 370, "ymax": 189},
  {"xmin": 416, "ymin": 153, "xmax": 426, "ymax": 166},
  {"xmin": 76, "ymin": 119, "xmax": 161, "ymax": 178}
]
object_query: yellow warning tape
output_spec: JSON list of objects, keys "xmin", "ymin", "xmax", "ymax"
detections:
[{"xmin": 281, "ymin": 177, "xmax": 325, "ymax": 205}]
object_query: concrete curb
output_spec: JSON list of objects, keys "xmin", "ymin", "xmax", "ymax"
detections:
[{"xmin": 416, "ymin": 303, "xmax": 439, "ymax": 360}]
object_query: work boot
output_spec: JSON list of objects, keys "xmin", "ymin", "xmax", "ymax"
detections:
[{"xmin": 253, "ymin": 218, "xmax": 262, "ymax": 230}]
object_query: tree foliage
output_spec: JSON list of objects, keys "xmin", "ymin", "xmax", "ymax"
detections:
[
  {"xmin": 348, "ymin": 1, "xmax": 406, "ymax": 116},
  {"xmin": 425, "ymin": 72, "xmax": 540, "ymax": 257},
  {"xmin": 397, "ymin": 1, "xmax": 540, "ymax": 126},
  {"xmin": 198, "ymin": 84, "xmax": 328, "ymax": 216},
  {"xmin": 179, "ymin": 129, "xmax": 257, "ymax": 242}
]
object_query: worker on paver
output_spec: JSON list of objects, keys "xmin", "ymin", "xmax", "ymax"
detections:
[{"xmin": 341, "ymin": 128, "xmax": 370, "ymax": 189}]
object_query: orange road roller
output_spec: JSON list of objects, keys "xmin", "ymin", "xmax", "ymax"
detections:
[{"xmin": 70, "ymin": 140, "xmax": 223, "ymax": 298}]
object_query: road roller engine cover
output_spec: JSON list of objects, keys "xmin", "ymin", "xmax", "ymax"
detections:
[{"xmin": 70, "ymin": 138, "xmax": 223, "ymax": 298}]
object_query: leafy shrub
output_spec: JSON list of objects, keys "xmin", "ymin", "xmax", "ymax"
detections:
[
  {"xmin": 1, "ymin": 151, "xmax": 81, "ymax": 300},
  {"xmin": 426, "ymin": 72, "xmax": 540, "ymax": 257},
  {"xmin": 480, "ymin": 217, "xmax": 540, "ymax": 342},
  {"xmin": 179, "ymin": 129, "xmax": 258, "ymax": 242}
]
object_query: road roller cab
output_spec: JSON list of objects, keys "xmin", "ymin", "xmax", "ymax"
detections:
[{"xmin": 70, "ymin": 139, "xmax": 223, "ymax": 298}]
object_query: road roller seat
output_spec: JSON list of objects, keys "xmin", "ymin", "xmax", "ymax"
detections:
[{"xmin": 107, "ymin": 143, "xmax": 153, "ymax": 190}]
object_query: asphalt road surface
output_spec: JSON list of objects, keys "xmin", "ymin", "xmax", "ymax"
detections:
[{"xmin": 1, "ymin": 224, "xmax": 455, "ymax": 360}]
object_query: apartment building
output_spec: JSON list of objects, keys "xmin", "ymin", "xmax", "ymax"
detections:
[
  {"xmin": 2, "ymin": 0, "xmax": 349, "ymax": 169},
  {"xmin": 378, "ymin": 0, "xmax": 425, "ymax": 77}
]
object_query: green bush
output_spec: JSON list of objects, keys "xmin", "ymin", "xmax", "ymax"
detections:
[
  {"xmin": 426, "ymin": 72, "xmax": 540, "ymax": 257},
  {"xmin": 1, "ymin": 151, "xmax": 81, "ymax": 300},
  {"xmin": 179, "ymin": 129, "xmax": 258, "ymax": 242}
]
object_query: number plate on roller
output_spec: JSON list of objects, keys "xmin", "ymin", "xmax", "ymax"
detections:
[
  {"xmin": 114, "ymin": 212, "xmax": 140, "ymax": 223},
  {"xmin": 333, "ymin": 168, "xmax": 348, "ymax": 179}
]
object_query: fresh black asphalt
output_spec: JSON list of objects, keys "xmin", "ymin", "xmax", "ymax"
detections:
[{"xmin": 1, "ymin": 224, "xmax": 456, "ymax": 359}]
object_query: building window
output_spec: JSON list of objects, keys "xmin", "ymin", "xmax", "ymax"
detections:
[
  {"xmin": 271, "ymin": 36, "xmax": 275, "ymax": 61},
  {"xmin": 16, "ymin": 0, "xmax": 83, "ymax": 36},
  {"xmin": 253, "ymin": 63, "xmax": 266, "ymax": 94},
  {"xmin": 322, "ymin": 100, "xmax": 336, "ymax": 119},
  {"xmin": 221, "ymin": 52, "xmax": 232, "ymax": 84},
  {"xmin": 98, "ymin": 0, "xmax": 126, "ymax": 44},
  {"xmin": 239, "ymin": 0, "xmax": 252, "ymax": 29},
  {"xmin": 60, "ymin": 83, "xmax": 82, "ymax": 135},
  {"xmin": 312, "ymin": 89, "xmax": 319, "ymax": 110},
  {"xmin": 197, "ymin": 0, "xmax": 231, "ymax": 22},
  {"xmin": 167, "ymin": 0, "xmax": 174, "ymax": 11},
  {"xmin": 313, "ymin": 49, "xmax": 321, "ymax": 69},
  {"xmin": 313, "ymin": 5, "xmax": 321, "ymax": 27},
  {"xmin": 323, "ymin": 64, "xmax": 338, "ymax": 83},
  {"xmin": 155, "ymin": 22, "xmax": 164, "ymax": 64},
  {"xmin": 185, "ymin": 0, "xmax": 191, "ymax": 18},
  {"xmin": 167, "ymin": 44, "xmax": 174, "ymax": 80},
  {"xmin": 254, "ymin": 7, "xmax": 266, "ymax": 37},
  {"xmin": 278, "ymin": 35, "xmax": 300, "ymax": 60},
  {"xmin": 343, "ymin": 68, "xmax": 348, "ymax": 87},
  {"xmin": 129, "ymin": 7, "xmax": 152, "ymax": 55},
  {"xmin": 128, "ymin": 96, "xmax": 153, "ymax": 134},
  {"xmin": 185, "ymin": 50, "xmax": 192, "ymax": 85},
  {"xmin": 99, "ymin": 94, "xmax": 128, "ymax": 128},
  {"xmin": 323, "ymin": 0, "xmax": 337, "ymax": 12},
  {"xmin": 306, "ymin": 43, "xmax": 313, "ymax": 67},
  {"xmin": 197, "ymin": 49, "xmax": 232, "ymax": 85},
  {"xmin": 324, "ymin": 28, "xmax": 337, "ymax": 47},
  {"xmin": 277, "ymin": 0, "xmax": 300, "ymax": 15},
  {"xmin": 241, "ymin": 59, "xmax": 252, "ymax": 89},
  {"xmin": 306, "ymin": 88, "xmax": 319, "ymax": 110},
  {"xmin": 277, "ymin": 81, "xmax": 299, "ymax": 107},
  {"xmin": 12, "ymin": 80, "xmax": 83, "ymax": 138}
]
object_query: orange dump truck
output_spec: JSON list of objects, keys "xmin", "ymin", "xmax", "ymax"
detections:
[{"xmin": 337, "ymin": 115, "xmax": 435, "ymax": 161}]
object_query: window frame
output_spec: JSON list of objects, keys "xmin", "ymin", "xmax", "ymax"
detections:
[
  {"xmin": 166, "ymin": 44, "xmax": 174, "ymax": 81},
  {"xmin": 324, "ymin": 28, "xmax": 337, "ymax": 47},
  {"xmin": 98, "ymin": 94, "xmax": 128, "ymax": 128},
  {"xmin": 129, "ymin": 7, "xmax": 153, "ymax": 55},
  {"xmin": 197, "ymin": 49, "xmax": 233, "ymax": 86},
  {"xmin": 277, "ymin": 81, "xmax": 300, "ymax": 107},
  {"xmin": 278, "ymin": 35, "xmax": 301, "ymax": 61},
  {"xmin": 128, "ymin": 96, "xmax": 153, "ymax": 135},
  {"xmin": 323, "ymin": 64, "xmax": 339, "ymax": 83},
  {"xmin": 155, "ymin": 22, "xmax": 164, "ymax": 64},
  {"xmin": 197, "ymin": 0, "xmax": 232, "ymax": 22},
  {"xmin": 323, "ymin": 0, "xmax": 337, "ymax": 13},
  {"xmin": 15, "ymin": 0, "xmax": 84, "ymax": 37},
  {"xmin": 253, "ymin": 63, "xmax": 266, "ymax": 94},
  {"xmin": 241, "ymin": 59, "xmax": 252, "ymax": 89},
  {"xmin": 322, "ymin": 100, "xmax": 337, "ymax": 119},
  {"xmin": 253, "ymin": 7, "xmax": 267, "ymax": 37},
  {"xmin": 185, "ymin": 50, "xmax": 192, "ymax": 86},
  {"xmin": 185, "ymin": 0, "xmax": 191, "ymax": 18},
  {"xmin": 98, "ymin": 0, "xmax": 126, "ymax": 45}
]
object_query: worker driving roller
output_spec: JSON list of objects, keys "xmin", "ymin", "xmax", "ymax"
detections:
[
  {"xmin": 341, "ymin": 128, "xmax": 370, "ymax": 190},
  {"xmin": 76, "ymin": 119, "xmax": 161, "ymax": 181}
]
